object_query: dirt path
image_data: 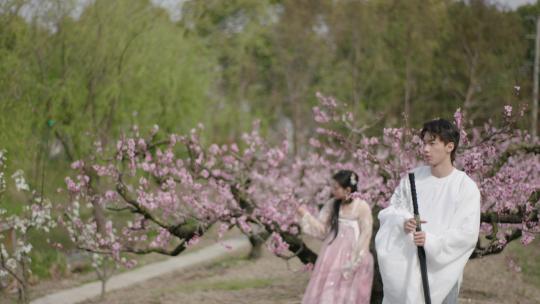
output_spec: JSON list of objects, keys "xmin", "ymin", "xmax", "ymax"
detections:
[
  {"xmin": 79, "ymin": 241, "xmax": 540, "ymax": 304},
  {"xmin": 29, "ymin": 237, "xmax": 250, "ymax": 304}
]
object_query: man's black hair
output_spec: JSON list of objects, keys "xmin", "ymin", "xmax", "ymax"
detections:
[{"xmin": 420, "ymin": 118, "xmax": 460, "ymax": 163}]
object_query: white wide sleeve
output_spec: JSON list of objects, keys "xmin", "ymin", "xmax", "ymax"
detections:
[
  {"xmin": 377, "ymin": 177, "xmax": 414, "ymax": 230},
  {"xmin": 375, "ymin": 176, "xmax": 416, "ymax": 262},
  {"xmin": 375, "ymin": 177, "xmax": 418, "ymax": 304},
  {"xmin": 300, "ymin": 200, "xmax": 333, "ymax": 240},
  {"xmin": 423, "ymin": 180, "xmax": 481, "ymax": 268}
]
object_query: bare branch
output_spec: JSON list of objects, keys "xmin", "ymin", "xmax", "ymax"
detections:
[{"xmin": 471, "ymin": 229, "xmax": 522, "ymax": 258}]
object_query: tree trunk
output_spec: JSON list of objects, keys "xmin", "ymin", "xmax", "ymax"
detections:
[
  {"xmin": 19, "ymin": 253, "xmax": 30, "ymax": 304},
  {"xmin": 248, "ymin": 231, "xmax": 270, "ymax": 260},
  {"xmin": 370, "ymin": 249, "xmax": 384, "ymax": 303},
  {"xmin": 18, "ymin": 281, "xmax": 28, "ymax": 304},
  {"xmin": 404, "ymin": 55, "xmax": 413, "ymax": 127},
  {"xmin": 462, "ymin": 53, "xmax": 478, "ymax": 119},
  {"xmin": 370, "ymin": 209, "xmax": 383, "ymax": 303},
  {"xmin": 100, "ymin": 278, "xmax": 107, "ymax": 300}
]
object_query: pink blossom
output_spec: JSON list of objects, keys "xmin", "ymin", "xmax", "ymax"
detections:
[
  {"xmin": 267, "ymin": 232, "xmax": 289, "ymax": 255},
  {"xmin": 313, "ymin": 107, "xmax": 330, "ymax": 123},
  {"xmin": 71, "ymin": 160, "xmax": 85, "ymax": 170}
]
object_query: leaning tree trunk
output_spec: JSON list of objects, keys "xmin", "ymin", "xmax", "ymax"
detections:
[
  {"xmin": 370, "ymin": 209, "xmax": 383, "ymax": 303},
  {"xmin": 248, "ymin": 231, "xmax": 270, "ymax": 260}
]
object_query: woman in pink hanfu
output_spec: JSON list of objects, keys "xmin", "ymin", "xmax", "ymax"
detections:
[{"xmin": 297, "ymin": 170, "xmax": 373, "ymax": 304}]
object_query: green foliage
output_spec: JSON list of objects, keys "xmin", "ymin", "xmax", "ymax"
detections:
[
  {"xmin": 0, "ymin": 0, "xmax": 538, "ymax": 281},
  {"xmin": 1, "ymin": 0, "xmax": 534, "ymax": 164}
]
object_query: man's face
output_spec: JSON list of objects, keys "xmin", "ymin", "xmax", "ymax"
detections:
[{"xmin": 422, "ymin": 133, "xmax": 454, "ymax": 166}]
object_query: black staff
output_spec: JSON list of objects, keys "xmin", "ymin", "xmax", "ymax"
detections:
[{"xmin": 409, "ymin": 173, "xmax": 432, "ymax": 304}]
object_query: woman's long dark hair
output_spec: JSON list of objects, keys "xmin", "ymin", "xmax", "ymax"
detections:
[{"xmin": 329, "ymin": 170, "xmax": 358, "ymax": 243}]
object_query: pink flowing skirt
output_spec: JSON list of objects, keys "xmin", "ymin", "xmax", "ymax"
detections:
[{"xmin": 302, "ymin": 220, "xmax": 373, "ymax": 304}]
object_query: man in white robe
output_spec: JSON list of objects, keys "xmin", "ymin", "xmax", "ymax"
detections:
[{"xmin": 375, "ymin": 118, "xmax": 481, "ymax": 304}]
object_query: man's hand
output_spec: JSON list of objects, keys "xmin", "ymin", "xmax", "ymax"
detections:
[
  {"xmin": 413, "ymin": 231, "xmax": 426, "ymax": 247},
  {"xmin": 404, "ymin": 217, "xmax": 427, "ymax": 234}
]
